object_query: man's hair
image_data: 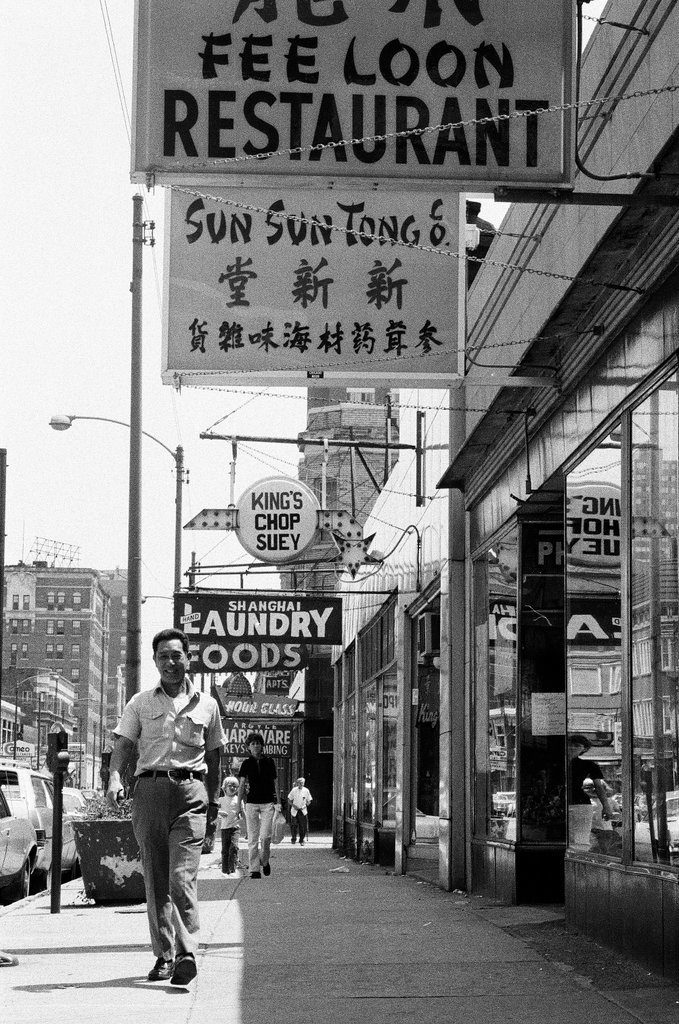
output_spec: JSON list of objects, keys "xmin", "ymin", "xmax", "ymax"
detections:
[
  {"xmin": 152, "ymin": 627, "xmax": 189, "ymax": 656},
  {"xmin": 246, "ymin": 732, "xmax": 265, "ymax": 746},
  {"xmin": 296, "ymin": 777, "xmax": 305, "ymax": 785},
  {"xmin": 569, "ymin": 733, "xmax": 591, "ymax": 750}
]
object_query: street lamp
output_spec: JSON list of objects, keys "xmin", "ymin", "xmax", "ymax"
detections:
[
  {"xmin": 49, "ymin": 414, "xmax": 185, "ymax": 593},
  {"xmin": 49, "ymin": 413, "xmax": 186, "ymax": 703}
]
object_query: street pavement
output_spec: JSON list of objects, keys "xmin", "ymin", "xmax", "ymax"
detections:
[{"xmin": 2, "ymin": 832, "xmax": 679, "ymax": 1023}]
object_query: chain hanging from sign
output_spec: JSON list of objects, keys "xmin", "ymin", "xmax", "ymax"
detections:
[{"xmin": 184, "ymin": 475, "xmax": 376, "ymax": 577}]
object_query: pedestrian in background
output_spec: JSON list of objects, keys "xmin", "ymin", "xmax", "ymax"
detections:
[
  {"xmin": 238, "ymin": 732, "xmax": 281, "ymax": 878},
  {"xmin": 287, "ymin": 777, "xmax": 313, "ymax": 845},
  {"xmin": 107, "ymin": 628, "xmax": 225, "ymax": 986},
  {"xmin": 218, "ymin": 776, "xmax": 242, "ymax": 874}
]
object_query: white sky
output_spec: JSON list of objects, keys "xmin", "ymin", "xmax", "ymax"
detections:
[{"xmin": 1, "ymin": 1, "xmax": 606, "ymax": 662}]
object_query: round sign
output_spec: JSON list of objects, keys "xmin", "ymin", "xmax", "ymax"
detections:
[{"xmin": 236, "ymin": 476, "xmax": 320, "ymax": 564}]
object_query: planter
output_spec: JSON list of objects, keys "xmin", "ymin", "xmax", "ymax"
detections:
[{"xmin": 73, "ymin": 819, "xmax": 145, "ymax": 902}]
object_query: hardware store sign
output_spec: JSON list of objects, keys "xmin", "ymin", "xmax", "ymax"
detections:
[
  {"xmin": 133, "ymin": 0, "xmax": 573, "ymax": 187},
  {"xmin": 223, "ymin": 719, "xmax": 292, "ymax": 757},
  {"xmin": 163, "ymin": 186, "xmax": 463, "ymax": 386},
  {"xmin": 175, "ymin": 590, "xmax": 342, "ymax": 671}
]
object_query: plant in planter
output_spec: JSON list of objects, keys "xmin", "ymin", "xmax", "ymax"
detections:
[{"xmin": 72, "ymin": 794, "xmax": 145, "ymax": 903}]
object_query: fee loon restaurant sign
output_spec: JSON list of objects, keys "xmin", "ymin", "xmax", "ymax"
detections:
[{"xmin": 133, "ymin": 0, "xmax": 573, "ymax": 188}]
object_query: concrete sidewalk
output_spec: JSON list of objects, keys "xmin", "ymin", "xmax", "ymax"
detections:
[{"xmin": 2, "ymin": 834, "xmax": 679, "ymax": 1023}]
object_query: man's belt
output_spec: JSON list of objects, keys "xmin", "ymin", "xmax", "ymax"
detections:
[{"xmin": 138, "ymin": 769, "xmax": 205, "ymax": 780}]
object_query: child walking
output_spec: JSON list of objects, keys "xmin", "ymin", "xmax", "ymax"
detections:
[{"xmin": 218, "ymin": 776, "xmax": 242, "ymax": 874}]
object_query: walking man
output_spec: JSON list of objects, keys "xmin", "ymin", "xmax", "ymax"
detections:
[
  {"xmin": 107, "ymin": 628, "xmax": 225, "ymax": 986},
  {"xmin": 287, "ymin": 776, "xmax": 313, "ymax": 845},
  {"xmin": 238, "ymin": 732, "xmax": 280, "ymax": 878}
]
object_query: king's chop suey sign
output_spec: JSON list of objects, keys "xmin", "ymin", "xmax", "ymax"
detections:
[
  {"xmin": 238, "ymin": 477, "xmax": 319, "ymax": 562},
  {"xmin": 175, "ymin": 590, "xmax": 342, "ymax": 671}
]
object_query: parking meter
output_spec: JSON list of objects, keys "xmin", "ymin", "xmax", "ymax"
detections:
[{"xmin": 47, "ymin": 727, "xmax": 69, "ymax": 914}]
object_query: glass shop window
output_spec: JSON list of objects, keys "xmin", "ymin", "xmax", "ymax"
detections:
[
  {"xmin": 566, "ymin": 430, "xmax": 622, "ymax": 859},
  {"xmin": 474, "ymin": 529, "xmax": 518, "ymax": 841},
  {"xmin": 631, "ymin": 376, "xmax": 679, "ymax": 867},
  {"xmin": 360, "ymin": 681, "xmax": 377, "ymax": 824},
  {"xmin": 382, "ymin": 673, "xmax": 398, "ymax": 824}
]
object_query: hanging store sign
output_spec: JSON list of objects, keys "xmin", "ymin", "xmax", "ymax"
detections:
[
  {"xmin": 223, "ymin": 718, "xmax": 292, "ymax": 757},
  {"xmin": 222, "ymin": 693, "xmax": 299, "ymax": 717},
  {"xmin": 262, "ymin": 673, "xmax": 292, "ymax": 695},
  {"xmin": 162, "ymin": 186, "xmax": 464, "ymax": 386},
  {"xmin": 133, "ymin": 0, "xmax": 573, "ymax": 188},
  {"xmin": 175, "ymin": 590, "xmax": 342, "ymax": 671},
  {"xmin": 237, "ymin": 477, "xmax": 319, "ymax": 562}
]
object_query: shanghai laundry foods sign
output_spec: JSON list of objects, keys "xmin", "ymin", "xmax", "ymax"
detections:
[
  {"xmin": 133, "ymin": 0, "xmax": 573, "ymax": 187},
  {"xmin": 162, "ymin": 186, "xmax": 463, "ymax": 385},
  {"xmin": 175, "ymin": 590, "xmax": 342, "ymax": 671}
]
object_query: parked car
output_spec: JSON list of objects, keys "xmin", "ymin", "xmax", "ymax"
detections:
[
  {"xmin": 492, "ymin": 790, "xmax": 516, "ymax": 817},
  {"xmin": 634, "ymin": 790, "xmax": 679, "ymax": 856},
  {"xmin": 0, "ymin": 760, "xmax": 81, "ymax": 890},
  {"xmin": 0, "ymin": 786, "xmax": 38, "ymax": 904}
]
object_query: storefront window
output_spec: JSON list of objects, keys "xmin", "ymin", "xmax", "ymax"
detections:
[
  {"xmin": 519, "ymin": 518, "xmax": 566, "ymax": 843},
  {"xmin": 360, "ymin": 681, "xmax": 377, "ymax": 823},
  {"xmin": 346, "ymin": 643, "xmax": 357, "ymax": 819},
  {"xmin": 474, "ymin": 529, "xmax": 518, "ymax": 840},
  {"xmin": 566, "ymin": 432, "xmax": 622, "ymax": 857},
  {"xmin": 631, "ymin": 378, "xmax": 679, "ymax": 866},
  {"xmin": 382, "ymin": 672, "xmax": 397, "ymax": 824}
]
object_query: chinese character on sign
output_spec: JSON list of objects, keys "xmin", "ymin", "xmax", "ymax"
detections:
[
  {"xmin": 232, "ymin": 0, "xmax": 349, "ymax": 26},
  {"xmin": 283, "ymin": 322, "xmax": 312, "ymax": 353},
  {"xmin": 385, "ymin": 320, "xmax": 408, "ymax": 356},
  {"xmin": 249, "ymin": 321, "xmax": 277, "ymax": 351},
  {"xmin": 388, "ymin": 0, "xmax": 484, "ymax": 28},
  {"xmin": 416, "ymin": 319, "xmax": 442, "ymax": 354},
  {"xmin": 352, "ymin": 322, "xmax": 376, "ymax": 355},
  {"xmin": 292, "ymin": 258, "xmax": 333, "ymax": 309},
  {"xmin": 219, "ymin": 321, "xmax": 245, "ymax": 351},
  {"xmin": 218, "ymin": 257, "xmax": 258, "ymax": 307},
  {"xmin": 367, "ymin": 259, "xmax": 407, "ymax": 311},
  {"xmin": 318, "ymin": 322, "xmax": 343, "ymax": 355},
  {"xmin": 189, "ymin": 319, "xmax": 209, "ymax": 353}
]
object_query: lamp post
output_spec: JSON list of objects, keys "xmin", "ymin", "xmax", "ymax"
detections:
[{"xmin": 49, "ymin": 413, "xmax": 186, "ymax": 701}]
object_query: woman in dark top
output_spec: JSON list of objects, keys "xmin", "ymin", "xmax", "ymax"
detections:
[{"xmin": 238, "ymin": 732, "xmax": 280, "ymax": 879}]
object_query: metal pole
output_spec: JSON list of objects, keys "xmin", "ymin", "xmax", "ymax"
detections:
[
  {"xmin": 92, "ymin": 721, "xmax": 98, "ymax": 789},
  {"xmin": 36, "ymin": 694, "xmax": 42, "ymax": 770},
  {"xmin": 127, "ymin": 194, "xmax": 143, "ymax": 702},
  {"xmin": 174, "ymin": 446, "xmax": 184, "ymax": 592},
  {"xmin": 201, "ymin": 431, "xmax": 417, "ymax": 451},
  {"xmin": 13, "ymin": 674, "xmax": 18, "ymax": 760},
  {"xmin": 0, "ymin": 449, "xmax": 5, "ymax": 714}
]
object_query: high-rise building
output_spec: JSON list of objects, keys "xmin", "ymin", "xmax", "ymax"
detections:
[
  {"xmin": 99, "ymin": 569, "xmax": 128, "ymax": 743},
  {"xmin": 2, "ymin": 562, "xmax": 111, "ymax": 787}
]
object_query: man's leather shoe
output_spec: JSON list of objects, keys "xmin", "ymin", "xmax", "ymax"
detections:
[
  {"xmin": 262, "ymin": 862, "xmax": 271, "ymax": 876},
  {"xmin": 148, "ymin": 957, "xmax": 174, "ymax": 981},
  {"xmin": 171, "ymin": 954, "xmax": 197, "ymax": 986},
  {"xmin": 250, "ymin": 871, "xmax": 262, "ymax": 878}
]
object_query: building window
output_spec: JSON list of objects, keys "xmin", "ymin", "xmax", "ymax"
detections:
[
  {"xmin": 71, "ymin": 644, "xmax": 80, "ymax": 659},
  {"xmin": 56, "ymin": 619, "xmax": 65, "ymax": 635},
  {"xmin": 70, "ymin": 667, "xmax": 80, "ymax": 682},
  {"xmin": 12, "ymin": 595, "xmax": 19, "ymax": 610},
  {"xmin": 473, "ymin": 530, "xmax": 518, "ymax": 843},
  {"xmin": 73, "ymin": 592, "xmax": 82, "ymax": 608},
  {"xmin": 22, "ymin": 595, "xmax": 29, "ymax": 610},
  {"xmin": 46, "ymin": 643, "xmax": 54, "ymax": 660},
  {"xmin": 20, "ymin": 644, "xmax": 28, "ymax": 659},
  {"xmin": 566, "ymin": 429, "xmax": 622, "ymax": 859},
  {"xmin": 55, "ymin": 644, "xmax": 64, "ymax": 660},
  {"xmin": 10, "ymin": 644, "xmax": 17, "ymax": 666},
  {"xmin": 47, "ymin": 591, "xmax": 55, "ymax": 609},
  {"xmin": 10, "ymin": 619, "xmax": 18, "ymax": 634},
  {"xmin": 72, "ymin": 620, "xmax": 81, "ymax": 634},
  {"xmin": 22, "ymin": 619, "xmax": 30, "ymax": 634},
  {"xmin": 630, "ymin": 375, "xmax": 679, "ymax": 867},
  {"xmin": 46, "ymin": 620, "xmax": 55, "ymax": 635},
  {"xmin": 56, "ymin": 591, "xmax": 65, "ymax": 609}
]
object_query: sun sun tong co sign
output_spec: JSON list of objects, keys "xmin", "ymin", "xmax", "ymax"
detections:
[
  {"xmin": 133, "ymin": 0, "xmax": 573, "ymax": 188},
  {"xmin": 175, "ymin": 590, "xmax": 342, "ymax": 671},
  {"xmin": 163, "ymin": 187, "xmax": 463, "ymax": 386}
]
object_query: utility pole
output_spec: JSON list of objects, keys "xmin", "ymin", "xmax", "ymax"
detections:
[
  {"xmin": 174, "ymin": 445, "xmax": 184, "ymax": 592},
  {"xmin": 127, "ymin": 195, "xmax": 144, "ymax": 702}
]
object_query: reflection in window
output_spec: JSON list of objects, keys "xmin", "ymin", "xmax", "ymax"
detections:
[
  {"xmin": 566, "ymin": 431, "xmax": 622, "ymax": 858},
  {"xmin": 474, "ymin": 530, "xmax": 518, "ymax": 841},
  {"xmin": 360, "ymin": 681, "xmax": 377, "ymax": 824},
  {"xmin": 631, "ymin": 377, "xmax": 679, "ymax": 866},
  {"xmin": 382, "ymin": 673, "xmax": 398, "ymax": 824}
]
